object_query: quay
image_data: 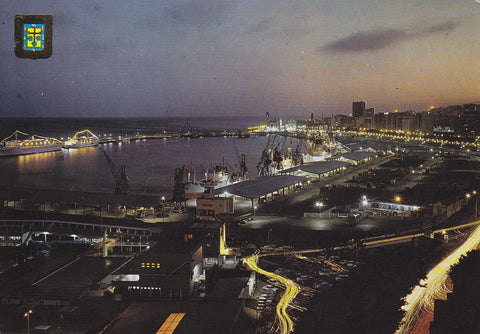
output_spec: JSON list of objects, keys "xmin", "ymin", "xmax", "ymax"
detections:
[{"xmin": 97, "ymin": 129, "xmax": 260, "ymax": 145}]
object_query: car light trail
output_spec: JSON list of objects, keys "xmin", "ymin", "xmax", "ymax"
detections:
[
  {"xmin": 396, "ymin": 224, "xmax": 480, "ymax": 333},
  {"xmin": 243, "ymin": 253, "xmax": 300, "ymax": 334}
]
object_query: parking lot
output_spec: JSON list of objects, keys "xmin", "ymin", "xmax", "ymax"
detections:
[{"xmin": 245, "ymin": 245, "xmax": 358, "ymax": 332}]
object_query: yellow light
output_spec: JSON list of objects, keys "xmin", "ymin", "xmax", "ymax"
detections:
[{"xmin": 156, "ymin": 313, "xmax": 186, "ymax": 334}]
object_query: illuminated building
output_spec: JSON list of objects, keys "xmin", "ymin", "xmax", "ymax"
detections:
[{"xmin": 195, "ymin": 186, "xmax": 234, "ymax": 221}]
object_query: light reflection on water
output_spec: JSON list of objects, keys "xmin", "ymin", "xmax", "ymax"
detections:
[{"xmin": 4, "ymin": 136, "xmax": 271, "ymax": 198}]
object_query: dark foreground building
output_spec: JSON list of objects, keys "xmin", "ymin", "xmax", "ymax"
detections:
[{"xmin": 111, "ymin": 239, "xmax": 203, "ymax": 300}]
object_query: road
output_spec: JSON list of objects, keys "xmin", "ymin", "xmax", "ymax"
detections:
[
  {"xmin": 243, "ymin": 252, "xmax": 300, "ymax": 334},
  {"xmin": 395, "ymin": 223, "xmax": 480, "ymax": 333},
  {"xmin": 289, "ymin": 154, "xmax": 394, "ymax": 204},
  {"xmin": 258, "ymin": 154, "xmax": 394, "ymax": 215}
]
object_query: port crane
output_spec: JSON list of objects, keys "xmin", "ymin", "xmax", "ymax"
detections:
[
  {"xmin": 231, "ymin": 140, "xmax": 248, "ymax": 181},
  {"xmin": 257, "ymin": 135, "xmax": 274, "ymax": 177},
  {"xmin": 290, "ymin": 138, "xmax": 304, "ymax": 166},
  {"xmin": 239, "ymin": 153, "xmax": 248, "ymax": 179},
  {"xmin": 258, "ymin": 134, "xmax": 298, "ymax": 176},
  {"xmin": 103, "ymin": 150, "xmax": 129, "ymax": 194}
]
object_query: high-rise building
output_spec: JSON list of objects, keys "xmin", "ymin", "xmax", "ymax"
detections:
[{"xmin": 352, "ymin": 101, "xmax": 366, "ymax": 117}]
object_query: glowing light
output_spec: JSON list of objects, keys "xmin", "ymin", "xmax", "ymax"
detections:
[
  {"xmin": 396, "ymin": 224, "xmax": 480, "ymax": 333},
  {"xmin": 243, "ymin": 254, "xmax": 299, "ymax": 334}
]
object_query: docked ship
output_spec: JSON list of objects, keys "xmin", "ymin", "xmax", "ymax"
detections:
[
  {"xmin": 256, "ymin": 134, "xmax": 335, "ymax": 176},
  {"xmin": 0, "ymin": 130, "xmax": 63, "ymax": 157},
  {"xmin": 184, "ymin": 166, "xmax": 233, "ymax": 199},
  {"xmin": 184, "ymin": 155, "xmax": 249, "ymax": 199},
  {"xmin": 64, "ymin": 129, "xmax": 99, "ymax": 149}
]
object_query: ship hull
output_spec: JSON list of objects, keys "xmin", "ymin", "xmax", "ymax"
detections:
[
  {"xmin": 185, "ymin": 182, "xmax": 204, "ymax": 199},
  {"xmin": 184, "ymin": 178, "xmax": 247, "ymax": 199},
  {"xmin": 0, "ymin": 145, "xmax": 62, "ymax": 157}
]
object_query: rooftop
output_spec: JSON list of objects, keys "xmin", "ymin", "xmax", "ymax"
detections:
[
  {"xmin": 281, "ymin": 160, "xmax": 350, "ymax": 175},
  {"xmin": 338, "ymin": 151, "xmax": 376, "ymax": 161},
  {"xmin": 116, "ymin": 241, "xmax": 201, "ymax": 276},
  {"xmin": 216, "ymin": 175, "xmax": 307, "ymax": 199}
]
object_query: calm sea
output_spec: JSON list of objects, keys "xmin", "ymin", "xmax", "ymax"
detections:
[{"xmin": 0, "ymin": 116, "xmax": 282, "ymax": 199}]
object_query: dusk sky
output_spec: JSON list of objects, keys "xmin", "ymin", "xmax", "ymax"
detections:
[{"xmin": 1, "ymin": 1, "xmax": 479, "ymax": 118}]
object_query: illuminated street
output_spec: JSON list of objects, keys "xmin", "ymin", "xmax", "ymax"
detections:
[
  {"xmin": 243, "ymin": 252, "xmax": 301, "ymax": 334},
  {"xmin": 396, "ymin": 223, "xmax": 480, "ymax": 333}
]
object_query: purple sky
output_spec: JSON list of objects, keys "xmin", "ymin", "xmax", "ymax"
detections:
[{"xmin": 1, "ymin": 1, "xmax": 479, "ymax": 118}]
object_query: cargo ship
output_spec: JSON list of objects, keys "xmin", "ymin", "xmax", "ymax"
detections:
[
  {"xmin": 184, "ymin": 166, "xmax": 233, "ymax": 199},
  {"xmin": 184, "ymin": 155, "xmax": 249, "ymax": 199},
  {"xmin": 64, "ymin": 129, "xmax": 99, "ymax": 149},
  {"xmin": 0, "ymin": 130, "xmax": 63, "ymax": 157}
]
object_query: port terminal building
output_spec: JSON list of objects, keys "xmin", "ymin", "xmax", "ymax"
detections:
[
  {"xmin": 216, "ymin": 175, "xmax": 307, "ymax": 207},
  {"xmin": 335, "ymin": 151, "xmax": 377, "ymax": 165},
  {"xmin": 365, "ymin": 201, "xmax": 421, "ymax": 217},
  {"xmin": 280, "ymin": 160, "xmax": 350, "ymax": 179}
]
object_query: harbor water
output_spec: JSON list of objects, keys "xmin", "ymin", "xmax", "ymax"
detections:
[{"xmin": 0, "ymin": 116, "xmax": 286, "ymax": 199}]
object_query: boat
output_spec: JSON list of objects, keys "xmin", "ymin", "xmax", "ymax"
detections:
[
  {"xmin": 184, "ymin": 166, "xmax": 230, "ymax": 199},
  {"xmin": 185, "ymin": 158, "xmax": 248, "ymax": 199},
  {"xmin": 0, "ymin": 130, "xmax": 63, "ymax": 157},
  {"xmin": 64, "ymin": 129, "xmax": 99, "ymax": 149}
]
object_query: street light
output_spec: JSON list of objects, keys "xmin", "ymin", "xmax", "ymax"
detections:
[
  {"xmin": 472, "ymin": 191, "xmax": 478, "ymax": 221},
  {"xmin": 394, "ymin": 195, "xmax": 401, "ymax": 203},
  {"xmin": 24, "ymin": 309, "xmax": 32, "ymax": 334},
  {"xmin": 361, "ymin": 195, "xmax": 368, "ymax": 208}
]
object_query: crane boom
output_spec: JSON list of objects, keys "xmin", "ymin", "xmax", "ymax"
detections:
[{"xmin": 103, "ymin": 150, "xmax": 129, "ymax": 194}]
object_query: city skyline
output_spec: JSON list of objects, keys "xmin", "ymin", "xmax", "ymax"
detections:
[{"xmin": 1, "ymin": 1, "xmax": 479, "ymax": 118}]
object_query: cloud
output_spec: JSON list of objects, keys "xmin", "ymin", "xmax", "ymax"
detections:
[
  {"xmin": 321, "ymin": 29, "xmax": 406, "ymax": 53},
  {"xmin": 319, "ymin": 19, "xmax": 460, "ymax": 53},
  {"xmin": 421, "ymin": 20, "xmax": 459, "ymax": 34}
]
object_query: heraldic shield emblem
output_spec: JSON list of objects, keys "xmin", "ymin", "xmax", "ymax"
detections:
[
  {"xmin": 15, "ymin": 15, "xmax": 52, "ymax": 59},
  {"xmin": 24, "ymin": 23, "xmax": 44, "ymax": 51}
]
